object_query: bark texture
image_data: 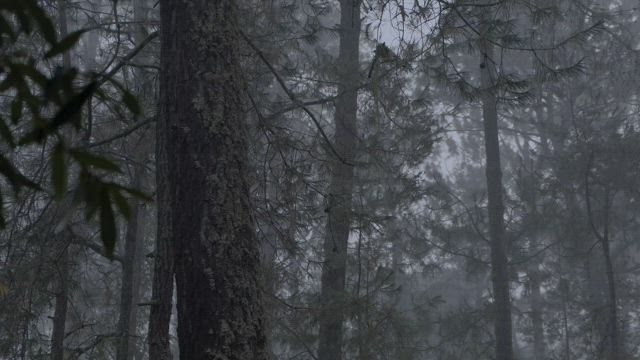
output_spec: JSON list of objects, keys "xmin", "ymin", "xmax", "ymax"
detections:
[
  {"xmin": 147, "ymin": 167, "xmax": 173, "ymax": 360},
  {"xmin": 149, "ymin": 0, "xmax": 174, "ymax": 357},
  {"xmin": 479, "ymin": 37, "xmax": 514, "ymax": 360},
  {"xmin": 317, "ymin": 1, "xmax": 361, "ymax": 360},
  {"xmin": 159, "ymin": 0, "xmax": 268, "ymax": 358}
]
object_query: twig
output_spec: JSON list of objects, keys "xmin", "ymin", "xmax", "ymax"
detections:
[
  {"xmin": 239, "ymin": 30, "xmax": 351, "ymax": 166},
  {"xmin": 98, "ymin": 31, "xmax": 159, "ymax": 87},
  {"xmin": 87, "ymin": 116, "xmax": 155, "ymax": 148}
]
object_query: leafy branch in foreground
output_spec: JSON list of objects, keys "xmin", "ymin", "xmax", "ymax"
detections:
[{"xmin": 0, "ymin": 0, "xmax": 148, "ymax": 257}]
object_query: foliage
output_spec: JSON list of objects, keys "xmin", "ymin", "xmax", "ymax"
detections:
[{"xmin": 0, "ymin": 0, "xmax": 144, "ymax": 257}]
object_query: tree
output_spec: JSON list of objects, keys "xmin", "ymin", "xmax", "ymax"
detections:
[
  {"xmin": 157, "ymin": 0, "xmax": 269, "ymax": 358},
  {"xmin": 317, "ymin": 1, "xmax": 361, "ymax": 359},
  {"xmin": 478, "ymin": 33, "xmax": 514, "ymax": 360}
]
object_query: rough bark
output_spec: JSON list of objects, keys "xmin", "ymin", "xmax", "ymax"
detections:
[
  {"xmin": 148, "ymin": 51, "xmax": 174, "ymax": 360},
  {"xmin": 147, "ymin": 209, "xmax": 173, "ymax": 360},
  {"xmin": 159, "ymin": 0, "xmax": 268, "ymax": 358},
  {"xmin": 148, "ymin": 0, "xmax": 174, "ymax": 357},
  {"xmin": 317, "ymin": 1, "xmax": 361, "ymax": 360},
  {"xmin": 479, "ymin": 37, "xmax": 514, "ymax": 360}
]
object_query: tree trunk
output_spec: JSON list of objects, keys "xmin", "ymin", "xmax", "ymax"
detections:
[
  {"xmin": 148, "ymin": 49, "xmax": 174, "ymax": 360},
  {"xmin": 116, "ymin": 164, "xmax": 145, "ymax": 360},
  {"xmin": 51, "ymin": 245, "xmax": 69, "ymax": 360},
  {"xmin": 560, "ymin": 278, "xmax": 570, "ymax": 360},
  {"xmin": 147, "ymin": 0, "xmax": 174, "ymax": 357},
  {"xmin": 317, "ymin": 1, "xmax": 361, "ymax": 360},
  {"xmin": 529, "ymin": 269, "xmax": 545, "ymax": 360},
  {"xmin": 51, "ymin": 2, "xmax": 71, "ymax": 359},
  {"xmin": 600, "ymin": 192, "xmax": 619, "ymax": 360},
  {"xmin": 148, "ymin": 117, "xmax": 174, "ymax": 360},
  {"xmin": 159, "ymin": 0, "xmax": 268, "ymax": 358},
  {"xmin": 586, "ymin": 168, "xmax": 620, "ymax": 360},
  {"xmin": 479, "ymin": 37, "xmax": 514, "ymax": 360}
]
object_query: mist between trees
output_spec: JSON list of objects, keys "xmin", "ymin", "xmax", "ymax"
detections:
[{"xmin": 0, "ymin": 0, "xmax": 639, "ymax": 359}]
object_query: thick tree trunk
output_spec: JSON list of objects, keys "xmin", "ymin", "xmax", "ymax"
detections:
[
  {"xmin": 147, "ymin": 206, "xmax": 173, "ymax": 360},
  {"xmin": 317, "ymin": 1, "xmax": 361, "ymax": 360},
  {"xmin": 116, "ymin": 164, "xmax": 145, "ymax": 360},
  {"xmin": 148, "ymin": 45, "xmax": 174, "ymax": 360},
  {"xmin": 147, "ymin": 0, "xmax": 173, "ymax": 357},
  {"xmin": 159, "ymin": 0, "xmax": 268, "ymax": 358},
  {"xmin": 479, "ymin": 38, "xmax": 514, "ymax": 360}
]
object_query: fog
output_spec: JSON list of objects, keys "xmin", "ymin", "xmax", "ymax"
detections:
[{"xmin": 0, "ymin": 0, "xmax": 639, "ymax": 359}]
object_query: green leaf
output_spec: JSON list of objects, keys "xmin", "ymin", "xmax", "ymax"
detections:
[
  {"xmin": 10, "ymin": 99, "xmax": 22, "ymax": 123},
  {"xmin": 111, "ymin": 187, "xmax": 131, "ymax": 218},
  {"xmin": 12, "ymin": 63, "xmax": 48, "ymax": 88},
  {"xmin": 118, "ymin": 185, "xmax": 152, "ymax": 202},
  {"xmin": 0, "ymin": 117, "xmax": 15, "ymax": 148},
  {"xmin": 0, "ymin": 154, "xmax": 41, "ymax": 192},
  {"xmin": 82, "ymin": 186, "xmax": 100, "ymax": 221},
  {"xmin": 19, "ymin": 81, "xmax": 98, "ymax": 145},
  {"xmin": 23, "ymin": 0, "xmax": 57, "ymax": 44},
  {"xmin": 51, "ymin": 80, "xmax": 97, "ymax": 128},
  {"xmin": 45, "ymin": 29, "xmax": 86, "ymax": 59},
  {"xmin": 0, "ymin": 15, "xmax": 16, "ymax": 40},
  {"xmin": 121, "ymin": 90, "xmax": 141, "ymax": 116},
  {"xmin": 0, "ymin": 190, "xmax": 5, "ymax": 228},
  {"xmin": 70, "ymin": 150, "xmax": 121, "ymax": 173},
  {"xmin": 14, "ymin": 9, "xmax": 32, "ymax": 34},
  {"xmin": 51, "ymin": 143, "xmax": 66, "ymax": 199},
  {"xmin": 99, "ymin": 187, "xmax": 117, "ymax": 259},
  {"xmin": 0, "ymin": 71, "xmax": 17, "ymax": 93}
]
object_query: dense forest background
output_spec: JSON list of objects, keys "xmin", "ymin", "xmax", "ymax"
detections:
[{"xmin": 0, "ymin": 0, "xmax": 639, "ymax": 359}]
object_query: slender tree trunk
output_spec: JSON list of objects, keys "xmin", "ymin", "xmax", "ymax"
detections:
[
  {"xmin": 600, "ymin": 192, "xmax": 619, "ymax": 360},
  {"xmin": 317, "ymin": 1, "xmax": 361, "ymax": 360},
  {"xmin": 116, "ymin": 164, "xmax": 145, "ymax": 360},
  {"xmin": 479, "ymin": 37, "xmax": 514, "ymax": 360},
  {"xmin": 584, "ymin": 252, "xmax": 608, "ymax": 354},
  {"xmin": 117, "ymin": 0, "xmax": 152, "ymax": 356},
  {"xmin": 51, "ymin": 2, "xmax": 71, "ymax": 359},
  {"xmin": 390, "ymin": 230, "xmax": 412, "ymax": 360},
  {"xmin": 51, "ymin": 245, "xmax": 69, "ymax": 360},
  {"xmin": 529, "ymin": 269, "xmax": 545, "ymax": 360},
  {"xmin": 586, "ymin": 168, "xmax": 620, "ymax": 360},
  {"xmin": 523, "ymin": 101, "xmax": 545, "ymax": 360},
  {"xmin": 159, "ymin": 0, "xmax": 268, "ymax": 358},
  {"xmin": 560, "ymin": 278, "xmax": 570, "ymax": 360}
]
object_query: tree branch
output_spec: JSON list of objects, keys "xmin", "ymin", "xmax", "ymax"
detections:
[{"xmin": 239, "ymin": 30, "xmax": 352, "ymax": 166}]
